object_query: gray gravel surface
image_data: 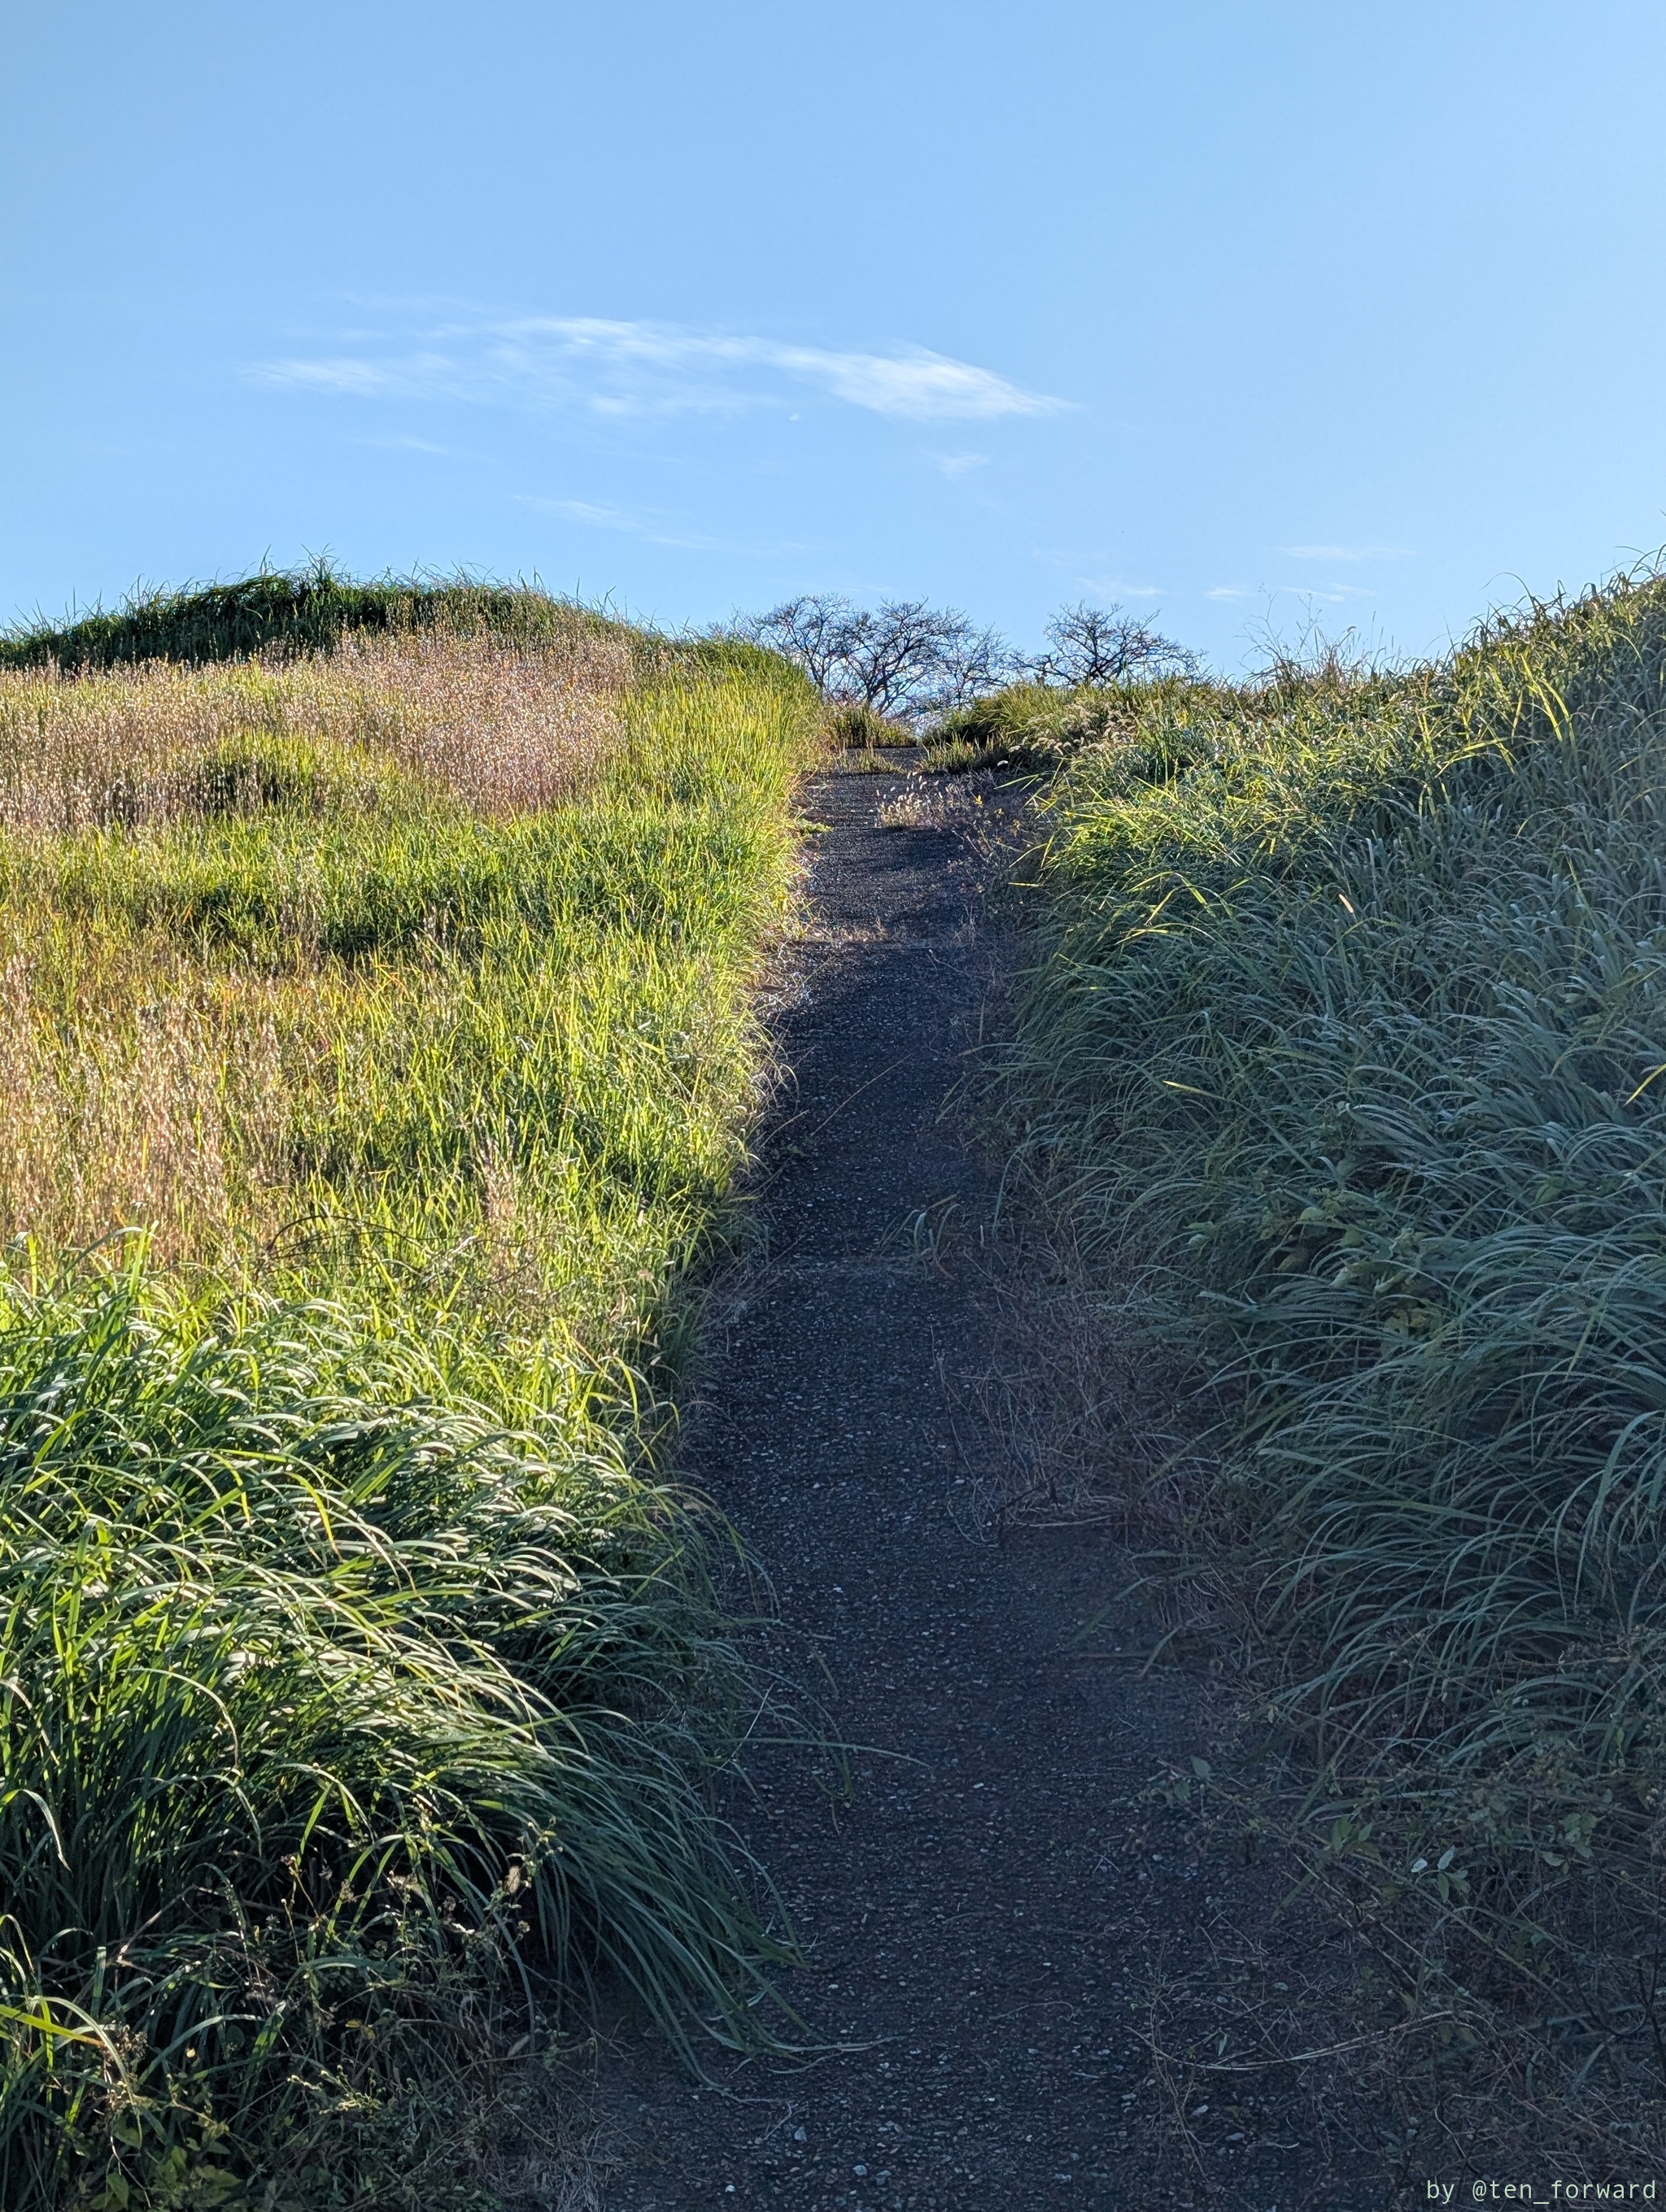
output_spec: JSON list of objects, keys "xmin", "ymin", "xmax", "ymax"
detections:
[{"xmin": 590, "ymin": 764, "xmax": 1385, "ymax": 2211}]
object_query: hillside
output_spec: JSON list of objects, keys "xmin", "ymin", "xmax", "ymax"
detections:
[
  {"xmin": 0, "ymin": 579, "xmax": 818, "ymax": 2207},
  {"xmin": 15, "ymin": 559, "xmax": 1666, "ymax": 2200},
  {"xmin": 1001, "ymin": 568, "xmax": 1666, "ymax": 2155}
]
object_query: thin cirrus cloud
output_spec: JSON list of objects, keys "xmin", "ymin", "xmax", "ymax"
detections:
[
  {"xmin": 516, "ymin": 494, "xmax": 808, "ymax": 560},
  {"xmin": 255, "ymin": 314, "xmax": 1067, "ymax": 427},
  {"xmin": 1295, "ymin": 582, "xmax": 1376, "ymax": 604},
  {"xmin": 1081, "ymin": 575, "xmax": 1162, "ymax": 601},
  {"xmin": 1209, "ymin": 581, "xmax": 1376, "ymax": 605},
  {"xmin": 346, "ymin": 431, "xmax": 479, "ymax": 459},
  {"xmin": 1284, "ymin": 543, "xmax": 1416, "ymax": 563}
]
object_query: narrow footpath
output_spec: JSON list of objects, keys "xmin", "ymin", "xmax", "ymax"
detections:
[{"xmin": 591, "ymin": 763, "xmax": 1381, "ymax": 2211}]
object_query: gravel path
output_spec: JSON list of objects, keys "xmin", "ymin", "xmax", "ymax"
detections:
[{"xmin": 589, "ymin": 763, "xmax": 1381, "ymax": 2211}]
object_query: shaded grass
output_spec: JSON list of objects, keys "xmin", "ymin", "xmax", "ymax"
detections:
[
  {"xmin": 0, "ymin": 590, "xmax": 820, "ymax": 2204},
  {"xmin": 1001, "ymin": 567, "xmax": 1666, "ymax": 2140},
  {"xmin": 0, "ymin": 565, "xmax": 611, "ymax": 673},
  {"xmin": 0, "ymin": 1274, "xmax": 783, "ymax": 2208}
]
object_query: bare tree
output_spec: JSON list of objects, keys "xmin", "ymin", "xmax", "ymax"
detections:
[
  {"xmin": 1028, "ymin": 602, "xmax": 1200, "ymax": 686},
  {"xmin": 742, "ymin": 594, "xmax": 1016, "ymax": 721},
  {"xmin": 927, "ymin": 615, "xmax": 1015, "ymax": 710},
  {"xmin": 739, "ymin": 594, "xmax": 854, "ymax": 697}
]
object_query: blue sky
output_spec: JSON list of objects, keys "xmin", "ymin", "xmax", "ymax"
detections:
[{"xmin": 7, "ymin": 0, "xmax": 1666, "ymax": 668}]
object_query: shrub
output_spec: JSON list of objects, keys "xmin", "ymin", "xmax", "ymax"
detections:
[
  {"xmin": 823, "ymin": 700, "xmax": 910, "ymax": 749},
  {"xmin": 926, "ymin": 680, "xmax": 1202, "ymax": 773}
]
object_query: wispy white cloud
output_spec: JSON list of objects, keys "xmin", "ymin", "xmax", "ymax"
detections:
[
  {"xmin": 1081, "ymin": 574, "xmax": 1162, "ymax": 601},
  {"xmin": 1210, "ymin": 581, "xmax": 1375, "ymax": 606},
  {"xmin": 1030, "ymin": 548, "xmax": 1162, "ymax": 599},
  {"xmin": 529, "ymin": 498, "xmax": 643, "ymax": 531},
  {"xmin": 256, "ymin": 314, "xmax": 1066, "ymax": 425},
  {"xmin": 275, "ymin": 357, "xmax": 398, "ymax": 398},
  {"xmin": 933, "ymin": 451, "xmax": 989, "ymax": 477},
  {"xmin": 347, "ymin": 430, "xmax": 477, "ymax": 459},
  {"xmin": 515, "ymin": 492, "xmax": 805, "ymax": 559},
  {"xmin": 1284, "ymin": 543, "xmax": 1415, "ymax": 563}
]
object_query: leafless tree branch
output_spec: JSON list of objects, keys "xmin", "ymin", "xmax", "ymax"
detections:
[{"xmin": 1026, "ymin": 602, "xmax": 1200, "ymax": 686}]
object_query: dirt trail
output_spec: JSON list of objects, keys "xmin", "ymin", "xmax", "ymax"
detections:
[{"xmin": 590, "ymin": 763, "xmax": 1380, "ymax": 2210}]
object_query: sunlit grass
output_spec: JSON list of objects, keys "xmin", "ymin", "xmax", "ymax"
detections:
[{"xmin": 0, "ymin": 592, "xmax": 818, "ymax": 2205}]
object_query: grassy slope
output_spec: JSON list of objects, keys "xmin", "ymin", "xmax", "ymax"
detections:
[
  {"xmin": 0, "ymin": 566, "xmax": 596, "ymax": 673},
  {"xmin": 0, "ymin": 586, "xmax": 818, "ymax": 2206},
  {"xmin": 1002, "ymin": 574, "xmax": 1666, "ymax": 2098}
]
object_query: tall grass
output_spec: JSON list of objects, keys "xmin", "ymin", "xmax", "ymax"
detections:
[
  {"xmin": 1003, "ymin": 569, "xmax": 1666, "ymax": 2091},
  {"xmin": 0, "ymin": 620, "xmax": 630, "ymax": 833},
  {"xmin": 0, "ymin": 632, "xmax": 808, "ymax": 1388},
  {"xmin": 0, "ymin": 588, "xmax": 819, "ymax": 2204}
]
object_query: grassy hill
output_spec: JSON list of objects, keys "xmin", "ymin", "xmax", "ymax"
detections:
[
  {"xmin": 0, "ymin": 577, "xmax": 818, "ymax": 2206},
  {"xmin": 999, "ymin": 568, "xmax": 1666, "ymax": 2136},
  {"xmin": 0, "ymin": 566, "xmax": 608, "ymax": 673}
]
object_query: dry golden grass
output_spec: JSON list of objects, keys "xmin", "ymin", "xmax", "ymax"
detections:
[
  {"xmin": 0, "ymin": 634, "xmax": 809, "ymax": 1378},
  {"xmin": 0, "ymin": 949, "xmax": 290, "ymax": 1267},
  {"xmin": 875, "ymin": 768, "xmax": 1004, "ymax": 831},
  {"xmin": 0, "ymin": 620, "xmax": 631, "ymax": 833},
  {"xmin": 0, "ymin": 624, "xmax": 635, "ymax": 1274}
]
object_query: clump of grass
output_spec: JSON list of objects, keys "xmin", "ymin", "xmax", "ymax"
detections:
[
  {"xmin": 875, "ymin": 771, "xmax": 1001, "ymax": 832},
  {"xmin": 0, "ymin": 1271, "xmax": 783, "ymax": 2210},
  {"xmin": 0, "ymin": 642, "xmax": 809, "ymax": 1385},
  {"xmin": 925, "ymin": 677, "xmax": 1197, "ymax": 773},
  {"xmin": 0, "ymin": 581, "xmax": 819, "ymax": 2202},
  {"xmin": 1002, "ymin": 564, "xmax": 1666, "ymax": 2126},
  {"xmin": 822, "ymin": 699, "xmax": 912, "ymax": 749}
]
